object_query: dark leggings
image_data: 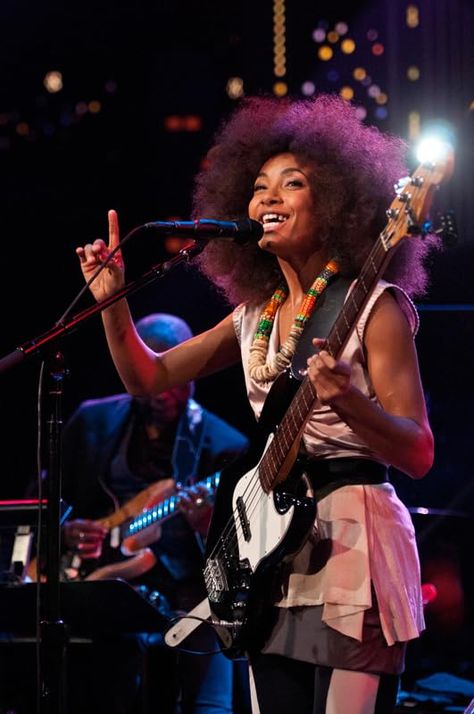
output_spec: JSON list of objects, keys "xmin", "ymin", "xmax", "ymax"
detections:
[{"xmin": 249, "ymin": 651, "xmax": 400, "ymax": 714}]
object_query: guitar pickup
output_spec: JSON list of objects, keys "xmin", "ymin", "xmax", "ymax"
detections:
[{"xmin": 236, "ymin": 496, "xmax": 251, "ymax": 542}]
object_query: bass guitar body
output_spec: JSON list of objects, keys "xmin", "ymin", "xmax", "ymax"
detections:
[{"xmin": 203, "ymin": 369, "xmax": 317, "ymax": 657}]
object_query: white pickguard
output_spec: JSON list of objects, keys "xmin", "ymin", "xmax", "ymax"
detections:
[{"xmin": 232, "ymin": 433, "xmax": 295, "ymax": 571}]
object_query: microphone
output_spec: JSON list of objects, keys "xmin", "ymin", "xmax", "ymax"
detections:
[{"xmin": 143, "ymin": 217, "xmax": 263, "ymax": 244}]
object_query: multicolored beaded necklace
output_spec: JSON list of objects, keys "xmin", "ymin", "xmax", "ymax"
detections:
[{"xmin": 248, "ymin": 258, "xmax": 339, "ymax": 384}]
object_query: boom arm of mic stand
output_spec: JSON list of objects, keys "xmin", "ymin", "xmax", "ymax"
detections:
[{"xmin": 0, "ymin": 239, "xmax": 205, "ymax": 375}]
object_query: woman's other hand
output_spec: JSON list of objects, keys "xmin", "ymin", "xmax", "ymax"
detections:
[{"xmin": 75, "ymin": 209, "xmax": 125, "ymax": 302}]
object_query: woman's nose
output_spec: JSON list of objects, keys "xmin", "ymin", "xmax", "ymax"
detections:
[{"xmin": 261, "ymin": 192, "xmax": 282, "ymax": 205}]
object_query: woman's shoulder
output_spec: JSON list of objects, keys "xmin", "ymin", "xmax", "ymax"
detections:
[{"xmin": 354, "ymin": 279, "xmax": 419, "ymax": 342}]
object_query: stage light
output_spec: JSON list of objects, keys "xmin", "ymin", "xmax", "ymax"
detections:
[
  {"xmin": 273, "ymin": 81, "xmax": 288, "ymax": 97},
  {"xmin": 341, "ymin": 38, "xmax": 356, "ymax": 54},
  {"xmin": 353, "ymin": 67, "xmax": 366, "ymax": 81},
  {"xmin": 301, "ymin": 81, "xmax": 316, "ymax": 96},
  {"xmin": 407, "ymin": 66, "xmax": 420, "ymax": 81},
  {"xmin": 406, "ymin": 5, "xmax": 420, "ymax": 29},
  {"xmin": 312, "ymin": 28, "xmax": 326, "ymax": 43},
  {"xmin": 318, "ymin": 45, "xmax": 333, "ymax": 61},
  {"xmin": 415, "ymin": 136, "xmax": 452, "ymax": 164},
  {"xmin": 414, "ymin": 120, "xmax": 455, "ymax": 162},
  {"xmin": 226, "ymin": 77, "xmax": 244, "ymax": 99},
  {"xmin": 335, "ymin": 22, "xmax": 348, "ymax": 35},
  {"xmin": 340, "ymin": 86, "xmax": 354, "ymax": 101},
  {"xmin": 43, "ymin": 71, "xmax": 63, "ymax": 93}
]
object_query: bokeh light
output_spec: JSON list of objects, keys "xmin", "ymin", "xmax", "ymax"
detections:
[
  {"xmin": 341, "ymin": 38, "xmax": 356, "ymax": 54},
  {"xmin": 43, "ymin": 71, "xmax": 63, "ymax": 94},
  {"xmin": 318, "ymin": 45, "xmax": 333, "ymax": 61}
]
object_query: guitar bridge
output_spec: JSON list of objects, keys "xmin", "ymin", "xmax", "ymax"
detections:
[{"xmin": 204, "ymin": 558, "xmax": 228, "ymax": 603}]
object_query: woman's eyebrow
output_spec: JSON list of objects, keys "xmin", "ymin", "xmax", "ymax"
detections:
[{"xmin": 255, "ymin": 167, "xmax": 307, "ymax": 179}]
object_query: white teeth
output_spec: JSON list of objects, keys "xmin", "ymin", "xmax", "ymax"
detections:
[{"xmin": 261, "ymin": 213, "xmax": 288, "ymax": 224}]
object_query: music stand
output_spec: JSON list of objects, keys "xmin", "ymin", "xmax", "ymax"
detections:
[
  {"xmin": 0, "ymin": 579, "xmax": 172, "ymax": 714},
  {"xmin": 0, "ymin": 579, "xmax": 169, "ymax": 637}
]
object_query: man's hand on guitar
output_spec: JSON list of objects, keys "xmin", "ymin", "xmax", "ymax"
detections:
[
  {"xmin": 63, "ymin": 518, "xmax": 108, "ymax": 559},
  {"xmin": 177, "ymin": 483, "xmax": 213, "ymax": 536}
]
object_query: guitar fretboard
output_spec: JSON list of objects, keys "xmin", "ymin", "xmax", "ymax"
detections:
[{"xmin": 126, "ymin": 471, "xmax": 221, "ymax": 535}]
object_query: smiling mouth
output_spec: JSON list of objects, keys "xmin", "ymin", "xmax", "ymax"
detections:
[{"xmin": 260, "ymin": 213, "xmax": 289, "ymax": 231}]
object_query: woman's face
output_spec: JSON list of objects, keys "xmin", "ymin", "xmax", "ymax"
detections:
[{"xmin": 248, "ymin": 152, "xmax": 318, "ymax": 261}]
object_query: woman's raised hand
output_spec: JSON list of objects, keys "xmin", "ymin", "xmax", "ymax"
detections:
[{"xmin": 75, "ymin": 209, "xmax": 125, "ymax": 302}]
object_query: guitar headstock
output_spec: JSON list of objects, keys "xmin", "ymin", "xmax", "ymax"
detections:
[{"xmin": 383, "ymin": 147, "xmax": 455, "ymax": 251}]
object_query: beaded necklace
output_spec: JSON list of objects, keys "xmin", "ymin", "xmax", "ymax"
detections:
[{"xmin": 248, "ymin": 258, "xmax": 339, "ymax": 384}]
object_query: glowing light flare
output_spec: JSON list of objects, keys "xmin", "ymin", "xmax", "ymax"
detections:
[
  {"xmin": 226, "ymin": 77, "xmax": 244, "ymax": 99},
  {"xmin": 335, "ymin": 22, "xmax": 348, "ymax": 35},
  {"xmin": 407, "ymin": 66, "xmax": 420, "ymax": 81},
  {"xmin": 273, "ymin": 81, "xmax": 288, "ymax": 97},
  {"xmin": 355, "ymin": 106, "xmax": 367, "ymax": 120},
  {"xmin": 375, "ymin": 107, "xmax": 388, "ymax": 120},
  {"xmin": 408, "ymin": 111, "xmax": 421, "ymax": 140},
  {"xmin": 367, "ymin": 84, "xmax": 381, "ymax": 98},
  {"xmin": 406, "ymin": 5, "xmax": 420, "ymax": 28},
  {"xmin": 415, "ymin": 136, "xmax": 452, "ymax": 164},
  {"xmin": 353, "ymin": 67, "xmax": 366, "ymax": 81},
  {"xmin": 367, "ymin": 29, "xmax": 378, "ymax": 41},
  {"xmin": 341, "ymin": 38, "xmax": 356, "ymax": 54},
  {"xmin": 44, "ymin": 71, "xmax": 63, "ymax": 93},
  {"xmin": 318, "ymin": 45, "xmax": 333, "ymax": 61},
  {"xmin": 372, "ymin": 43, "xmax": 384, "ymax": 56},
  {"xmin": 164, "ymin": 115, "xmax": 203, "ymax": 132},
  {"xmin": 88, "ymin": 100, "xmax": 101, "ymax": 114},
  {"xmin": 327, "ymin": 31, "xmax": 339, "ymax": 43},
  {"xmin": 301, "ymin": 81, "xmax": 316, "ymax": 96},
  {"xmin": 340, "ymin": 86, "xmax": 354, "ymax": 101},
  {"xmin": 273, "ymin": 0, "xmax": 287, "ymax": 79},
  {"xmin": 312, "ymin": 28, "xmax": 326, "ymax": 43}
]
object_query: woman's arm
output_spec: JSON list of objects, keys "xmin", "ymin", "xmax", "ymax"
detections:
[
  {"xmin": 307, "ymin": 291, "xmax": 434, "ymax": 479},
  {"xmin": 76, "ymin": 210, "xmax": 241, "ymax": 396}
]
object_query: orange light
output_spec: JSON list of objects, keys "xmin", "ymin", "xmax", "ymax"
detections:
[
  {"xmin": 318, "ymin": 45, "xmax": 333, "ymax": 61},
  {"xmin": 341, "ymin": 38, "xmax": 356, "ymax": 54},
  {"xmin": 340, "ymin": 86, "xmax": 354, "ymax": 101},
  {"xmin": 273, "ymin": 81, "xmax": 288, "ymax": 97}
]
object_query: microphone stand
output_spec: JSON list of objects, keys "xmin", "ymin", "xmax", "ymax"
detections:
[{"xmin": 0, "ymin": 239, "xmax": 206, "ymax": 713}]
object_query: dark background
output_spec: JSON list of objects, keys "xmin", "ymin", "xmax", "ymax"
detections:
[{"xmin": 0, "ymin": 0, "xmax": 473, "ymax": 678}]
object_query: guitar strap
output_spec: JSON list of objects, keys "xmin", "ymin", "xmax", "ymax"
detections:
[{"xmin": 290, "ymin": 275, "xmax": 352, "ymax": 379}]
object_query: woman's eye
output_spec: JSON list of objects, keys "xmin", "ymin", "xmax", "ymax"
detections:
[
  {"xmin": 253, "ymin": 183, "xmax": 266, "ymax": 192},
  {"xmin": 286, "ymin": 179, "xmax": 304, "ymax": 188}
]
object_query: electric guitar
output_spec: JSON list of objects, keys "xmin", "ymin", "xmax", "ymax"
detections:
[
  {"xmin": 122, "ymin": 471, "xmax": 220, "ymax": 554},
  {"xmin": 202, "ymin": 151, "xmax": 455, "ymax": 657},
  {"xmin": 27, "ymin": 473, "xmax": 219, "ymax": 582}
]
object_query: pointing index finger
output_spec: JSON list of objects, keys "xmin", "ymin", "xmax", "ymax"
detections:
[{"xmin": 108, "ymin": 209, "xmax": 120, "ymax": 250}]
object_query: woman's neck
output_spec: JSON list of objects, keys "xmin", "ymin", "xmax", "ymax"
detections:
[{"xmin": 278, "ymin": 249, "xmax": 331, "ymax": 298}]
